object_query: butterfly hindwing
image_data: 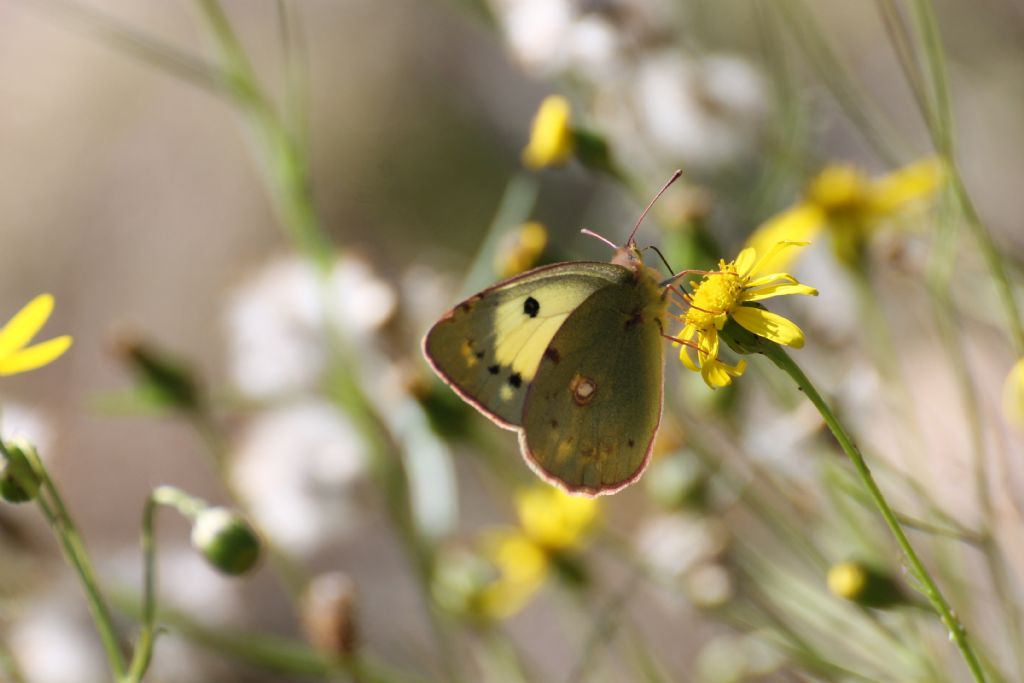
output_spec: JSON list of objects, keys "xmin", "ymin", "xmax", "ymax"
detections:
[
  {"xmin": 519, "ymin": 280, "xmax": 665, "ymax": 495},
  {"xmin": 423, "ymin": 262, "xmax": 632, "ymax": 427}
]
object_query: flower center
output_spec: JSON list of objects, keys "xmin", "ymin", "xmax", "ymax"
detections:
[{"xmin": 684, "ymin": 264, "xmax": 744, "ymax": 330}]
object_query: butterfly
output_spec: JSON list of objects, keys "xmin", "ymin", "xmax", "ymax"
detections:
[{"xmin": 422, "ymin": 173, "xmax": 684, "ymax": 496}]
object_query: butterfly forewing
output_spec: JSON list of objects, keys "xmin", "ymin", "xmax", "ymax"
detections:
[
  {"xmin": 520, "ymin": 281, "xmax": 664, "ymax": 495},
  {"xmin": 423, "ymin": 262, "xmax": 631, "ymax": 427}
]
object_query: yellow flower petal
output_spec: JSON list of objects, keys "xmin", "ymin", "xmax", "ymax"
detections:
[
  {"xmin": 522, "ymin": 95, "xmax": 574, "ymax": 170},
  {"xmin": 678, "ymin": 325, "xmax": 700, "ymax": 371},
  {"xmin": 742, "ymin": 282, "xmax": 819, "ymax": 302},
  {"xmin": 745, "ymin": 205, "xmax": 825, "ymax": 273},
  {"xmin": 479, "ymin": 531, "xmax": 549, "ymax": 618},
  {"xmin": 745, "ymin": 273, "xmax": 797, "ymax": 289},
  {"xmin": 1002, "ymin": 358, "xmax": 1024, "ymax": 429},
  {"xmin": 734, "ymin": 247, "xmax": 757, "ymax": 278},
  {"xmin": 0, "ymin": 294, "xmax": 55, "ymax": 359},
  {"xmin": 748, "ymin": 241, "xmax": 812, "ymax": 281},
  {"xmin": 702, "ymin": 357, "xmax": 747, "ymax": 388},
  {"xmin": 868, "ymin": 157, "xmax": 945, "ymax": 216},
  {"xmin": 0, "ymin": 336, "xmax": 73, "ymax": 376},
  {"xmin": 732, "ymin": 306, "xmax": 805, "ymax": 348},
  {"xmin": 516, "ymin": 486, "xmax": 598, "ymax": 550}
]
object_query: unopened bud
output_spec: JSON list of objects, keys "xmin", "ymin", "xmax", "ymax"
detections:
[
  {"xmin": 827, "ymin": 561, "xmax": 906, "ymax": 609},
  {"xmin": 302, "ymin": 572, "xmax": 358, "ymax": 656},
  {"xmin": 190, "ymin": 507, "xmax": 261, "ymax": 575},
  {"xmin": 113, "ymin": 332, "xmax": 201, "ymax": 413},
  {"xmin": 0, "ymin": 440, "xmax": 41, "ymax": 504}
]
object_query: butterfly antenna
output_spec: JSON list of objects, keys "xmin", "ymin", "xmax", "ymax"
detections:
[
  {"xmin": 626, "ymin": 169, "xmax": 682, "ymax": 247},
  {"xmin": 580, "ymin": 228, "xmax": 619, "ymax": 250},
  {"xmin": 645, "ymin": 245, "xmax": 676, "ymax": 276}
]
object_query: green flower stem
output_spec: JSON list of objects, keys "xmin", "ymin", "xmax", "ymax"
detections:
[
  {"xmin": 192, "ymin": 5, "xmax": 463, "ymax": 678},
  {"xmin": 1, "ymin": 441, "xmax": 128, "ymax": 679},
  {"xmin": 110, "ymin": 590, "xmax": 423, "ymax": 683},
  {"xmin": 125, "ymin": 486, "xmax": 208, "ymax": 682},
  {"xmin": 760, "ymin": 344, "xmax": 988, "ymax": 683},
  {"xmin": 193, "ymin": 0, "xmax": 332, "ymax": 272}
]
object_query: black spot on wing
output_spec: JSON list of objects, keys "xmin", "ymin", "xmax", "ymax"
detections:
[
  {"xmin": 488, "ymin": 364, "xmax": 500, "ymax": 375},
  {"xmin": 524, "ymin": 296, "xmax": 540, "ymax": 318},
  {"xmin": 628, "ymin": 439, "xmax": 635, "ymax": 447},
  {"xmin": 544, "ymin": 347, "xmax": 561, "ymax": 363},
  {"xmin": 509, "ymin": 373, "xmax": 522, "ymax": 388}
]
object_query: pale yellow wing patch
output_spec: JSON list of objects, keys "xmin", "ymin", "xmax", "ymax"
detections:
[{"xmin": 423, "ymin": 262, "xmax": 630, "ymax": 428}]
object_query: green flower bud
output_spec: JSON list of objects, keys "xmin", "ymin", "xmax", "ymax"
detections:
[
  {"xmin": 827, "ymin": 561, "xmax": 908, "ymax": 609},
  {"xmin": 114, "ymin": 333, "xmax": 201, "ymax": 413},
  {"xmin": 190, "ymin": 507, "xmax": 261, "ymax": 575},
  {"xmin": 0, "ymin": 440, "xmax": 41, "ymax": 504}
]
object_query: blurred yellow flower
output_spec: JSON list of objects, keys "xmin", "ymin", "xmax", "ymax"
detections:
[
  {"xmin": 494, "ymin": 221, "xmax": 549, "ymax": 278},
  {"xmin": 478, "ymin": 486, "xmax": 598, "ymax": 618},
  {"xmin": 522, "ymin": 95, "xmax": 574, "ymax": 170},
  {"xmin": 676, "ymin": 242, "xmax": 817, "ymax": 388},
  {"xmin": 0, "ymin": 294, "xmax": 72, "ymax": 376},
  {"xmin": 827, "ymin": 561, "xmax": 867, "ymax": 600},
  {"xmin": 748, "ymin": 158, "xmax": 945, "ymax": 271},
  {"xmin": 1002, "ymin": 358, "xmax": 1024, "ymax": 429}
]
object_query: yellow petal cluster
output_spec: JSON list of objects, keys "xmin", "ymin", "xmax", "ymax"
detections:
[
  {"xmin": 747, "ymin": 158, "xmax": 945, "ymax": 272},
  {"xmin": 677, "ymin": 242, "xmax": 817, "ymax": 388},
  {"xmin": 477, "ymin": 486, "xmax": 598, "ymax": 618},
  {"xmin": 0, "ymin": 294, "xmax": 72, "ymax": 376},
  {"xmin": 522, "ymin": 95, "xmax": 574, "ymax": 170}
]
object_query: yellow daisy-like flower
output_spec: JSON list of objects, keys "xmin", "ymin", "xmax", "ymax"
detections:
[
  {"xmin": 676, "ymin": 242, "xmax": 818, "ymax": 388},
  {"xmin": 748, "ymin": 157, "xmax": 946, "ymax": 272},
  {"xmin": 477, "ymin": 486, "xmax": 599, "ymax": 618},
  {"xmin": 522, "ymin": 95, "xmax": 574, "ymax": 170},
  {"xmin": 0, "ymin": 294, "xmax": 72, "ymax": 376}
]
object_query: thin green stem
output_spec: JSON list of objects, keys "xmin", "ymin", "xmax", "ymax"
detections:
[
  {"xmin": 761, "ymin": 344, "xmax": 988, "ymax": 683},
  {"xmin": 193, "ymin": 0, "xmax": 332, "ymax": 270},
  {"xmin": 125, "ymin": 486, "xmax": 208, "ymax": 682},
  {"xmin": 6, "ymin": 442, "xmax": 128, "ymax": 679}
]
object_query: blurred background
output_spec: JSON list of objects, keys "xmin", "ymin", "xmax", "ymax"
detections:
[{"xmin": 1, "ymin": 0, "xmax": 1024, "ymax": 681}]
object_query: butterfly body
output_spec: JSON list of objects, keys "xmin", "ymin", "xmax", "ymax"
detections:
[{"xmin": 423, "ymin": 245, "xmax": 668, "ymax": 496}]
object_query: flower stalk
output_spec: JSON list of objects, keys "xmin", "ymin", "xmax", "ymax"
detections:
[{"xmin": 755, "ymin": 340, "xmax": 988, "ymax": 683}]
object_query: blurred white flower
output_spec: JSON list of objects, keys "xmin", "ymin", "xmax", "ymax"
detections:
[
  {"xmin": 491, "ymin": 0, "xmax": 576, "ymax": 76},
  {"xmin": 636, "ymin": 513, "xmax": 728, "ymax": 579},
  {"xmin": 9, "ymin": 586, "xmax": 108, "ymax": 683},
  {"xmin": 105, "ymin": 546, "xmax": 245, "ymax": 626},
  {"xmin": 226, "ymin": 254, "xmax": 396, "ymax": 400},
  {"xmin": 633, "ymin": 51, "xmax": 767, "ymax": 169},
  {"xmin": 685, "ymin": 561, "xmax": 733, "ymax": 609},
  {"xmin": 695, "ymin": 632, "xmax": 785, "ymax": 683},
  {"xmin": 231, "ymin": 399, "xmax": 367, "ymax": 558},
  {"xmin": 0, "ymin": 401, "xmax": 53, "ymax": 459},
  {"xmin": 102, "ymin": 547, "xmax": 242, "ymax": 681}
]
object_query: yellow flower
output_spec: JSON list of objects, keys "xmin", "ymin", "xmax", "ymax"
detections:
[
  {"xmin": 477, "ymin": 486, "xmax": 599, "ymax": 618},
  {"xmin": 748, "ymin": 158, "xmax": 945, "ymax": 272},
  {"xmin": 494, "ymin": 221, "xmax": 549, "ymax": 278},
  {"xmin": 515, "ymin": 484, "xmax": 599, "ymax": 551},
  {"xmin": 0, "ymin": 294, "xmax": 72, "ymax": 376},
  {"xmin": 676, "ymin": 242, "xmax": 817, "ymax": 388},
  {"xmin": 522, "ymin": 95, "xmax": 574, "ymax": 170},
  {"xmin": 827, "ymin": 561, "xmax": 867, "ymax": 600},
  {"xmin": 1002, "ymin": 358, "xmax": 1024, "ymax": 429}
]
